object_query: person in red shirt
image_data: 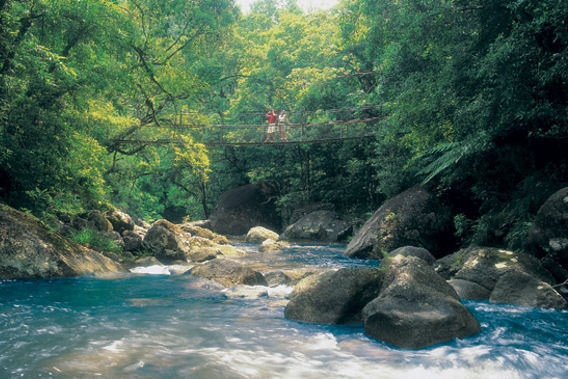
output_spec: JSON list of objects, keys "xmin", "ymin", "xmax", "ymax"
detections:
[{"xmin": 264, "ymin": 109, "xmax": 277, "ymax": 143}]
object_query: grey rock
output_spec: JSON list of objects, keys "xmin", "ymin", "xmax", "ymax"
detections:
[
  {"xmin": 490, "ymin": 270, "xmax": 567, "ymax": 309},
  {"xmin": 106, "ymin": 209, "xmax": 135, "ymax": 234},
  {"xmin": 448, "ymin": 279, "xmax": 491, "ymax": 300},
  {"xmin": 388, "ymin": 246, "xmax": 436, "ymax": 266},
  {"xmin": 180, "ymin": 222, "xmax": 229, "ymax": 244},
  {"xmin": 281, "ymin": 210, "xmax": 352, "ymax": 242},
  {"xmin": 363, "ymin": 255, "xmax": 480, "ymax": 349},
  {"xmin": 209, "ymin": 181, "xmax": 281, "ymax": 235},
  {"xmin": 245, "ymin": 226, "xmax": 279, "ymax": 244},
  {"xmin": 436, "ymin": 247, "xmax": 554, "ymax": 293},
  {"xmin": 122, "ymin": 230, "xmax": 143, "ymax": 252},
  {"xmin": 285, "ymin": 268, "xmax": 383, "ymax": 324},
  {"xmin": 189, "ymin": 259, "xmax": 267, "ymax": 287},
  {"xmin": 264, "ymin": 271, "xmax": 292, "ymax": 287},
  {"xmin": 0, "ymin": 204, "xmax": 122, "ymax": 279},
  {"xmin": 143, "ymin": 219, "xmax": 189, "ymax": 263},
  {"xmin": 345, "ymin": 186, "xmax": 453, "ymax": 259},
  {"xmin": 527, "ymin": 187, "xmax": 568, "ymax": 282}
]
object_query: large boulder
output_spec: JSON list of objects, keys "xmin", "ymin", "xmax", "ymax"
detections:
[
  {"xmin": 189, "ymin": 259, "xmax": 267, "ymax": 287},
  {"xmin": 345, "ymin": 186, "xmax": 453, "ymax": 259},
  {"xmin": 106, "ymin": 209, "xmax": 135, "ymax": 234},
  {"xmin": 0, "ymin": 204, "xmax": 122, "ymax": 278},
  {"xmin": 208, "ymin": 181, "xmax": 281, "ymax": 235},
  {"xmin": 284, "ymin": 268, "xmax": 383, "ymax": 324},
  {"xmin": 362, "ymin": 255, "xmax": 481, "ymax": 349},
  {"xmin": 280, "ymin": 210, "xmax": 352, "ymax": 242},
  {"xmin": 436, "ymin": 247, "xmax": 565, "ymax": 307},
  {"xmin": 143, "ymin": 219, "xmax": 190, "ymax": 263},
  {"xmin": 527, "ymin": 187, "xmax": 568, "ymax": 281},
  {"xmin": 489, "ymin": 270, "xmax": 567, "ymax": 309},
  {"xmin": 245, "ymin": 226, "xmax": 279, "ymax": 244},
  {"xmin": 435, "ymin": 247, "xmax": 555, "ymax": 296}
]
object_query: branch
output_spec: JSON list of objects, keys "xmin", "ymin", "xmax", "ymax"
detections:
[
  {"xmin": 552, "ymin": 279, "xmax": 568, "ymax": 289},
  {"xmin": 109, "ymin": 143, "xmax": 148, "ymax": 155},
  {"xmin": 131, "ymin": 43, "xmax": 173, "ymax": 99},
  {"xmin": 161, "ymin": 29, "xmax": 204, "ymax": 65}
]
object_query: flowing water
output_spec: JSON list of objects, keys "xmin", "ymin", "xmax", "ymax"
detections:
[{"xmin": 1, "ymin": 244, "xmax": 567, "ymax": 378}]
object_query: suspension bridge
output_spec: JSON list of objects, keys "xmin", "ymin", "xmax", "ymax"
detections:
[{"xmin": 111, "ymin": 104, "xmax": 388, "ymax": 148}]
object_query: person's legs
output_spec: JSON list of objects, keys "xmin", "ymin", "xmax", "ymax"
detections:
[{"xmin": 265, "ymin": 124, "xmax": 276, "ymax": 142}]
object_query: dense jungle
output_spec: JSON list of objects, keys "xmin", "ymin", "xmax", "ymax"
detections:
[{"xmin": 1, "ymin": 1, "xmax": 568, "ymax": 375}]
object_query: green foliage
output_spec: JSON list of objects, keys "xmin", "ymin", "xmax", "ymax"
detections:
[
  {"xmin": 0, "ymin": 0, "xmax": 566, "ymax": 253},
  {"xmin": 70, "ymin": 227, "xmax": 122, "ymax": 254}
]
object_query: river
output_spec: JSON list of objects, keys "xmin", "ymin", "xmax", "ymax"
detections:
[{"xmin": 1, "ymin": 244, "xmax": 567, "ymax": 378}]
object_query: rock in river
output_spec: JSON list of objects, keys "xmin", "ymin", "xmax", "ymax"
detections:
[
  {"xmin": 435, "ymin": 246, "xmax": 555, "ymax": 295},
  {"xmin": 189, "ymin": 259, "xmax": 267, "ymax": 287},
  {"xmin": 489, "ymin": 270, "xmax": 567, "ymax": 309},
  {"xmin": 143, "ymin": 219, "xmax": 190, "ymax": 263},
  {"xmin": 285, "ymin": 267, "xmax": 383, "ymax": 324},
  {"xmin": 280, "ymin": 210, "xmax": 352, "ymax": 242},
  {"xmin": 245, "ymin": 226, "xmax": 279, "ymax": 244},
  {"xmin": 363, "ymin": 255, "xmax": 481, "ymax": 349}
]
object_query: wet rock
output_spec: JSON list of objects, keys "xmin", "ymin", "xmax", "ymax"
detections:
[
  {"xmin": 209, "ymin": 181, "xmax": 281, "ymax": 235},
  {"xmin": 258, "ymin": 239, "xmax": 288, "ymax": 253},
  {"xmin": 447, "ymin": 279, "xmax": 491, "ymax": 300},
  {"xmin": 189, "ymin": 259, "xmax": 267, "ymax": 287},
  {"xmin": 435, "ymin": 247, "xmax": 554, "ymax": 297},
  {"xmin": 215, "ymin": 244, "xmax": 247, "ymax": 258},
  {"xmin": 245, "ymin": 226, "xmax": 279, "ymax": 244},
  {"xmin": 143, "ymin": 219, "xmax": 190, "ymax": 263},
  {"xmin": 345, "ymin": 186, "xmax": 453, "ymax": 259},
  {"xmin": 363, "ymin": 255, "xmax": 480, "ymax": 349},
  {"xmin": 0, "ymin": 204, "xmax": 122, "ymax": 278},
  {"xmin": 388, "ymin": 246, "xmax": 436, "ymax": 266},
  {"xmin": 224, "ymin": 285, "xmax": 269, "ymax": 299},
  {"xmin": 281, "ymin": 210, "xmax": 352, "ymax": 242},
  {"xmin": 489, "ymin": 270, "xmax": 567, "ymax": 309},
  {"xmin": 285, "ymin": 268, "xmax": 383, "ymax": 324},
  {"xmin": 106, "ymin": 209, "xmax": 135, "ymax": 234},
  {"xmin": 264, "ymin": 271, "xmax": 292, "ymax": 287}
]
